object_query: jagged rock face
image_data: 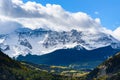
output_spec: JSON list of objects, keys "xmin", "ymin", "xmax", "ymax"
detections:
[
  {"xmin": 43, "ymin": 30, "xmax": 118, "ymax": 49},
  {"xmin": 0, "ymin": 28, "xmax": 120, "ymax": 57},
  {"xmin": 19, "ymin": 39, "xmax": 32, "ymax": 49}
]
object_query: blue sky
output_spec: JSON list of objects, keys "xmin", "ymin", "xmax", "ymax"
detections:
[{"xmin": 23, "ymin": 0, "xmax": 120, "ymax": 30}]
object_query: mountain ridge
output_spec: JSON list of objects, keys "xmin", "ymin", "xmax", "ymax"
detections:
[
  {"xmin": 0, "ymin": 28, "xmax": 120, "ymax": 57},
  {"xmin": 17, "ymin": 45, "xmax": 120, "ymax": 69}
]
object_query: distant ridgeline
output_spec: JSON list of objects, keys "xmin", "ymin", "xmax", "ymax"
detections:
[{"xmin": 17, "ymin": 45, "xmax": 120, "ymax": 69}]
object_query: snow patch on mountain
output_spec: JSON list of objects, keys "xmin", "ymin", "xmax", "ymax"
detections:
[{"xmin": 0, "ymin": 28, "xmax": 120, "ymax": 57}]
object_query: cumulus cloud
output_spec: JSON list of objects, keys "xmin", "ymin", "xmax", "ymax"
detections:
[
  {"xmin": 95, "ymin": 18, "xmax": 101, "ymax": 24},
  {"xmin": 0, "ymin": 0, "xmax": 43, "ymax": 18},
  {"xmin": 0, "ymin": 0, "xmax": 104, "ymax": 32},
  {"xmin": 0, "ymin": 0, "xmax": 120, "ymax": 40},
  {"xmin": 113, "ymin": 27, "xmax": 120, "ymax": 40},
  {"xmin": 0, "ymin": 17, "xmax": 22, "ymax": 34}
]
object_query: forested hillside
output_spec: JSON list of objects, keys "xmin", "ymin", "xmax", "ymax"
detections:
[{"xmin": 0, "ymin": 50, "xmax": 83, "ymax": 80}]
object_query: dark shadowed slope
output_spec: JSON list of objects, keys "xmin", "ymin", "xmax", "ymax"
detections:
[
  {"xmin": 0, "ymin": 50, "xmax": 54, "ymax": 80},
  {"xmin": 87, "ymin": 51, "xmax": 120, "ymax": 80},
  {"xmin": 0, "ymin": 50, "xmax": 83, "ymax": 80},
  {"xmin": 17, "ymin": 46, "xmax": 120, "ymax": 69}
]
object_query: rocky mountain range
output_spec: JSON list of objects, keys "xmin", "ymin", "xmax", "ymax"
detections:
[{"xmin": 0, "ymin": 28, "xmax": 120, "ymax": 58}]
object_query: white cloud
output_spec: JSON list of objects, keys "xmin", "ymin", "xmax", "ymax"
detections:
[
  {"xmin": 0, "ymin": 15, "xmax": 22, "ymax": 34},
  {"xmin": 0, "ymin": 0, "xmax": 104, "ymax": 32},
  {"xmin": 113, "ymin": 27, "xmax": 120, "ymax": 40},
  {"xmin": 0, "ymin": 19, "xmax": 21, "ymax": 34},
  {"xmin": 95, "ymin": 18, "xmax": 101, "ymax": 24},
  {"xmin": 0, "ymin": 0, "xmax": 120, "ymax": 40}
]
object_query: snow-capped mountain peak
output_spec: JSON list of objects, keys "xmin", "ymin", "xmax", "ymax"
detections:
[{"xmin": 0, "ymin": 28, "xmax": 120, "ymax": 57}]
